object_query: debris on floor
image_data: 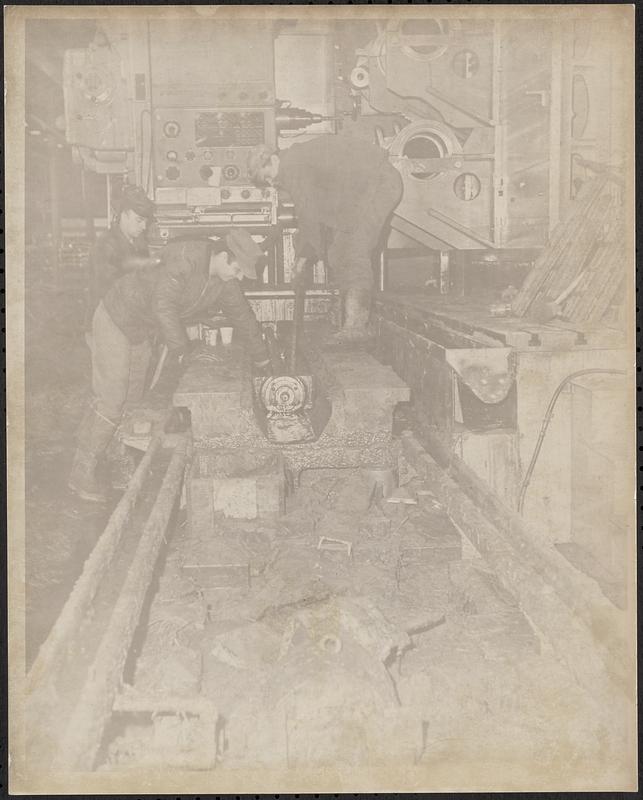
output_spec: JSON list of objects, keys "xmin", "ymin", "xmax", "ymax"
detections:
[{"xmin": 92, "ymin": 460, "xmax": 621, "ymax": 775}]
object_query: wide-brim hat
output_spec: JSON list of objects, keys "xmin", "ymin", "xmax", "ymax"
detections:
[{"xmin": 225, "ymin": 228, "xmax": 263, "ymax": 280}]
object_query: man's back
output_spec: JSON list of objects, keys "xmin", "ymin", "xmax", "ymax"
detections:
[{"xmin": 278, "ymin": 135, "xmax": 391, "ymax": 232}]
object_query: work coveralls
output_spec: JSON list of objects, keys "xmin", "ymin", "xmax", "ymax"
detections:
[{"xmin": 277, "ymin": 136, "xmax": 403, "ymax": 291}]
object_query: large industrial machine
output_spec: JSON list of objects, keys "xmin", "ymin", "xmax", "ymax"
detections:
[
  {"xmin": 62, "ymin": 15, "xmax": 621, "ymax": 273},
  {"xmin": 62, "ymin": 19, "xmax": 335, "ymax": 283},
  {"xmin": 347, "ymin": 16, "xmax": 620, "ymax": 253}
]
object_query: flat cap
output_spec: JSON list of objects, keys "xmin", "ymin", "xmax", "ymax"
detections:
[{"xmin": 117, "ymin": 185, "xmax": 155, "ymax": 219}]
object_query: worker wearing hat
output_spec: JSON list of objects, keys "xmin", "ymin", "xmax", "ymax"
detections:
[
  {"xmin": 86, "ymin": 184, "xmax": 159, "ymax": 334},
  {"xmin": 82, "ymin": 184, "xmax": 160, "ymax": 489},
  {"xmin": 69, "ymin": 228, "xmax": 271, "ymax": 503},
  {"xmin": 248, "ymin": 137, "xmax": 403, "ymax": 342}
]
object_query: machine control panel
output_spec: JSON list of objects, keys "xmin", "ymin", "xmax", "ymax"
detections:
[
  {"xmin": 153, "ymin": 106, "xmax": 276, "ymax": 188},
  {"xmin": 154, "ymin": 185, "xmax": 275, "ymax": 206}
]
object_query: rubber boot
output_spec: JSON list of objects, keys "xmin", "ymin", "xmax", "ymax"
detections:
[
  {"xmin": 334, "ymin": 288, "xmax": 373, "ymax": 343},
  {"xmin": 68, "ymin": 408, "xmax": 117, "ymax": 502}
]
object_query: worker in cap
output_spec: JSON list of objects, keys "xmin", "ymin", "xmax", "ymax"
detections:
[
  {"xmin": 81, "ymin": 184, "xmax": 160, "ymax": 489},
  {"xmin": 69, "ymin": 228, "xmax": 270, "ymax": 503},
  {"xmin": 248, "ymin": 137, "xmax": 403, "ymax": 342},
  {"xmin": 86, "ymin": 184, "xmax": 158, "ymax": 336}
]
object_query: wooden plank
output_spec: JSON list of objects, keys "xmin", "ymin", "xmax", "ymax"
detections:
[
  {"xmin": 379, "ymin": 296, "xmax": 592, "ymax": 350},
  {"xmin": 26, "ymin": 432, "xmax": 165, "ymax": 696},
  {"xmin": 512, "ymin": 177, "xmax": 609, "ymax": 315},
  {"xmin": 582, "ymin": 242, "xmax": 627, "ymax": 324},
  {"xmin": 569, "ymin": 233, "xmax": 624, "ymax": 324}
]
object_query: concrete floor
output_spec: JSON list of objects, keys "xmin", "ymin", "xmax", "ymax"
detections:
[{"xmin": 25, "ymin": 254, "xmax": 630, "ymax": 784}]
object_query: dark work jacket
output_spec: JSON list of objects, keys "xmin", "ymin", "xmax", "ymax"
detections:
[
  {"xmin": 277, "ymin": 135, "xmax": 401, "ymax": 260},
  {"xmin": 87, "ymin": 226, "xmax": 149, "ymax": 329},
  {"xmin": 102, "ymin": 238, "xmax": 267, "ymax": 362}
]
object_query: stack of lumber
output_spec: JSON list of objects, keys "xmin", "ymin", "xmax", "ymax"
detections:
[{"xmin": 512, "ymin": 175, "xmax": 626, "ymax": 326}]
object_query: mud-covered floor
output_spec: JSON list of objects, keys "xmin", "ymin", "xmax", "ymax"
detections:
[
  {"xmin": 25, "ymin": 254, "xmax": 114, "ymax": 666},
  {"xmin": 100, "ymin": 462, "xmax": 624, "ymax": 777},
  {"xmin": 26, "ymin": 254, "xmax": 628, "ymax": 780}
]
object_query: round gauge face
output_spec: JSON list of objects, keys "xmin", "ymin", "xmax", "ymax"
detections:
[
  {"xmin": 453, "ymin": 172, "xmax": 482, "ymax": 201},
  {"xmin": 203, "ymin": 150, "xmax": 213, "ymax": 161},
  {"xmin": 163, "ymin": 120, "xmax": 181, "ymax": 138},
  {"xmin": 402, "ymin": 134, "xmax": 446, "ymax": 180},
  {"xmin": 223, "ymin": 164, "xmax": 240, "ymax": 181}
]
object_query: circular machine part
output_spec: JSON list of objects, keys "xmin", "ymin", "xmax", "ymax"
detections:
[
  {"xmin": 203, "ymin": 150, "xmax": 213, "ymax": 161},
  {"xmin": 165, "ymin": 165, "xmax": 181, "ymax": 181},
  {"xmin": 163, "ymin": 120, "xmax": 181, "ymax": 138},
  {"xmin": 260, "ymin": 376, "xmax": 308, "ymax": 416},
  {"xmin": 166, "ymin": 150, "xmax": 178, "ymax": 161},
  {"xmin": 453, "ymin": 172, "xmax": 481, "ymax": 201},
  {"xmin": 199, "ymin": 165, "xmax": 214, "ymax": 182},
  {"xmin": 185, "ymin": 151, "xmax": 196, "ymax": 161},
  {"xmin": 391, "ymin": 18, "xmax": 462, "ymax": 62},
  {"xmin": 350, "ymin": 66, "xmax": 370, "ymax": 89},
  {"xmin": 388, "ymin": 120, "xmax": 462, "ymax": 182},
  {"xmin": 223, "ymin": 164, "xmax": 240, "ymax": 182}
]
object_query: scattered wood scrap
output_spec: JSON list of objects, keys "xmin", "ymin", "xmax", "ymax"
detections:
[{"xmin": 512, "ymin": 175, "xmax": 627, "ymax": 326}]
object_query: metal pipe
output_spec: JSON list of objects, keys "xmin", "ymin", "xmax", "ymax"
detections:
[
  {"xmin": 289, "ymin": 277, "xmax": 306, "ymax": 374},
  {"xmin": 264, "ymin": 326, "xmax": 285, "ymax": 375},
  {"xmin": 378, "ymin": 249, "xmax": 387, "ymax": 293},
  {"xmin": 517, "ymin": 369, "xmax": 625, "ymax": 513}
]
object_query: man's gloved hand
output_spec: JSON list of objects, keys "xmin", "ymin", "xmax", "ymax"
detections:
[
  {"xmin": 188, "ymin": 342, "xmax": 223, "ymax": 364},
  {"xmin": 175, "ymin": 341, "xmax": 220, "ymax": 366}
]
